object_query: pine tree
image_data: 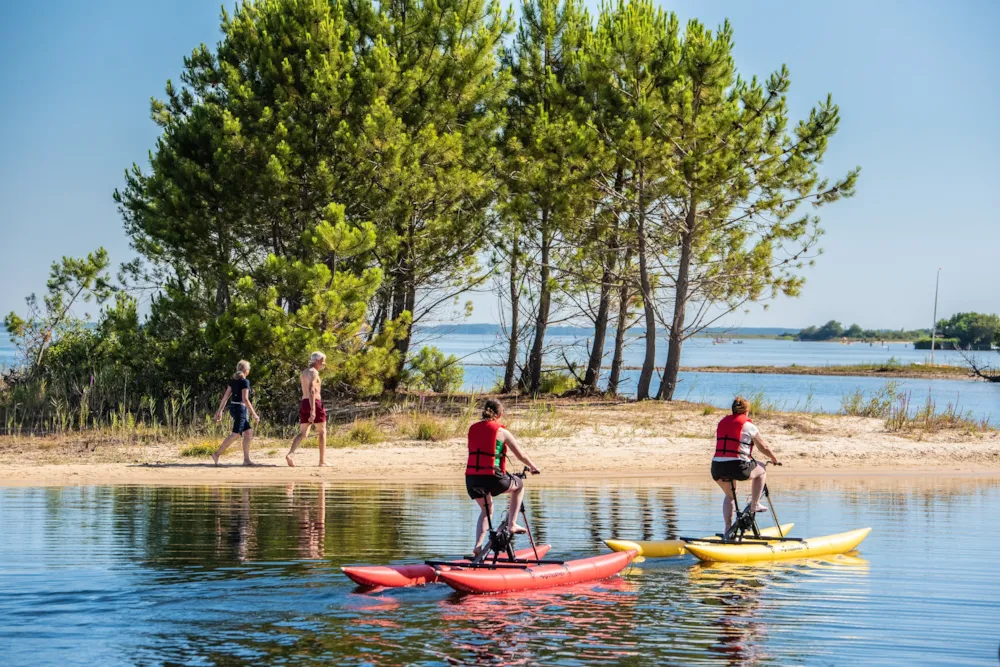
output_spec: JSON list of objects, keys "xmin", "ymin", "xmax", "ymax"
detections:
[
  {"xmin": 656, "ymin": 20, "xmax": 859, "ymax": 400},
  {"xmin": 502, "ymin": 0, "xmax": 596, "ymax": 394}
]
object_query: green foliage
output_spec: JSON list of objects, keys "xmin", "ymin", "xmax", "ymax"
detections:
[
  {"xmin": 405, "ymin": 346, "xmax": 464, "ymax": 393},
  {"xmin": 180, "ymin": 441, "xmax": 217, "ymax": 458},
  {"xmin": 4, "ymin": 248, "xmax": 114, "ymax": 372},
  {"xmin": 840, "ymin": 381, "xmax": 901, "ymax": 418},
  {"xmin": 538, "ymin": 371, "xmax": 578, "ymax": 395},
  {"xmin": 798, "ymin": 321, "xmax": 929, "ymax": 341},
  {"xmin": 913, "ymin": 338, "xmax": 959, "ymax": 350},
  {"xmin": 936, "ymin": 312, "xmax": 1000, "ymax": 349},
  {"xmin": 412, "ymin": 416, "xmax": 450, "ymax": 441},
  {"xmin": 348, "ymin": 419, "xmax": 383, "ymax": 444}
]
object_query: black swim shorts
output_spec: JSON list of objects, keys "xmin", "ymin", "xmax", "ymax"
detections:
[
  {"xmin": 711, "ymin": 459, "xmax": 756, "ymax": 482},
  {"xmin": 465, "ymin": 472, "xmax": 523, "ymax": 500}
]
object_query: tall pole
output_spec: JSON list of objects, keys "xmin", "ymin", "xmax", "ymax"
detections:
[{"xmin": 930, "ymin": 268, "xmax": 941, "ymax": 365}]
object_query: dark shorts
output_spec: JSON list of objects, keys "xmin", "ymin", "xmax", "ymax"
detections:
[
  {"xmin": 299, "ymin": 399, "xmax": 327, "ymax": 424},
  {"xmin": 465, "ymin": 472, "xmax": 522, "ymax": 500},
  {"xmin": 711, "ymin": 459, "xmax": 756, "ymax": 482},
  {"xmin": 229, "ymin": 403, "xmax": 252, "ymax": 434}
]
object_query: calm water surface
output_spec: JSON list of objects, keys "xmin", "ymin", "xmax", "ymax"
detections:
[{"xmin": 1, "ymin": 477, "xmax": 998, "ymax": 666}]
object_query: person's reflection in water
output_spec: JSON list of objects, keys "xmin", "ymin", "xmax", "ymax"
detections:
[
  {"xmin": 211, "ymin": 487, "xmax": 259, "ymax": 562},
  {"xmin": 285, "ymin": 482, "xmax": 327, "ymax": 559}
]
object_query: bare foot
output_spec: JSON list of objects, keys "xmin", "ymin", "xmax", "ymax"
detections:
[
  {"xmin": 752, "ymin": 504, "xmax": 768, "ymax": 513},
  {"xmin": 318, "ymin": 461, "xmax": 331, "ymax": 467},
  {"xmin": 472, "ymin": 545, "xmax": 485, "ymax": 557},
  {"xmin": 286, "ymin": 454, "xmax": 295, "ymax": 467},
  {"xmin": 242, "ymin": 460, "xmax": 256, "ymax": 467},
  {"xmin": 211, "ymin": 452, "xmax": 220, "ymax": 466},
  {"xmin": 509, "ymin": 524, "xmax": 528, "ymax": 535}
]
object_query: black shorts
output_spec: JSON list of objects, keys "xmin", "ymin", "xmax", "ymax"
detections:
[
  {"xmin": 465, "ymin": 472, "xmax": 522, "ymax": 500},
  {"xmin": 229, "ymin": 404, "xmax": 252, "ymax": 434},
  {"xmin": 711, "ymin": 459, "xmax": 756, "ymax": 482}
]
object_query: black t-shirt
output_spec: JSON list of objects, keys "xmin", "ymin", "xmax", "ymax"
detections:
[{"xmin": 229, "ymin": 377, "xmax": 250, "ymax": 404}]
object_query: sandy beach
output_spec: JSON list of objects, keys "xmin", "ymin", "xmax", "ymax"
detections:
[{"xmin": 0, "ymin": 401, "xmax": 996, "ymax": 486}]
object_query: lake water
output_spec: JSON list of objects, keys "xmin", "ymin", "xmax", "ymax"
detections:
[
  {"xmin": 1, "ymin": 478, "xmax": 997, "ymax": 666},
  {"xmin": 433, "ymin": 334, "xmax": 1000, "ymax": 424}
]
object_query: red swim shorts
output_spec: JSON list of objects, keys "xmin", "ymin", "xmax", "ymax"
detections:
[{"xmin": 299, "ymin": 398, "xmax": 327, "ymax": 424}]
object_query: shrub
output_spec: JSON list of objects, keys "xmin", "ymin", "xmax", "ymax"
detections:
[
  {"xmin": 405, "ymin": 346, "xmax": 464, "ymax": 393},
  {"xmin": 538, "ymin": 371, "xmax": 578, "ymax": 396},
  {"xmin": 348, "ymin": 419, "xmax": 383, "ymax": 444},
  {"xmin": 412, "ymin": 416, "xmax": 449, "ymax": 441},
  {"xmin": 840, "ymin": 381, "xmax": 900, "ymax": 418}
]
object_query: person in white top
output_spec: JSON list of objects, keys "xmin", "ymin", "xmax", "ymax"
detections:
[{"xmin": 711, "ymin": 397, "xmax": 780, "ymax": 534}]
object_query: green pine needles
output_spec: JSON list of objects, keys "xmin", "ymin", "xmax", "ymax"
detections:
[{"xmin": 4, "ymin": 0, "xmax": 860, "ymax": 430}]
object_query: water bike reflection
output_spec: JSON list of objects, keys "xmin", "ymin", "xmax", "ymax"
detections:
[
  {"xmin": 686, "ymin": 553, "xmax": 870, "ymax": 664},
  {"xmin": 436, "ymin": 576, "xmax": 640, "ymax": 666}
]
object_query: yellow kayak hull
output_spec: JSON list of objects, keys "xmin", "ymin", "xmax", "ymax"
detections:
[
  {"xmin": 604, "ymin": 523, "xmax": 794, "ymax": 558},
  {"xmin": 684, "ymin": 527, "xmax": 872, "ymax": 563}
]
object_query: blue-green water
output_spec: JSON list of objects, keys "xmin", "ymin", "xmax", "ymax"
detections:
[{"xmin": 1, "ymin": 477, "xmax": 998, "ymax": 666}]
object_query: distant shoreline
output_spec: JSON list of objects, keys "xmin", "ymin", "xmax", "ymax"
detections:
[{"xmin": 462, "ymin": 361, "xmax": 975, "ymax": 381}]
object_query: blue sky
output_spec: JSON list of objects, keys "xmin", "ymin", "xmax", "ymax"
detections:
[{"xmin": 1, "ymin": 0, "xmax": 997, "ymax": 330}]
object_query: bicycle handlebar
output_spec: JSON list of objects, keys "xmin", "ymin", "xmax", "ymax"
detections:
[{"xmin": 514, "ymin": 466, "xmax": 540, "ymax": 479}]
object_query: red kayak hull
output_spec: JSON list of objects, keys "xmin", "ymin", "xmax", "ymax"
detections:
[
  {"xmin": 437, "ymin": 550, "xmax": 636, "ymax": 595},
  {"xmin": 342, "ymin": 545, "xmax": 552, "ymax": 588}
]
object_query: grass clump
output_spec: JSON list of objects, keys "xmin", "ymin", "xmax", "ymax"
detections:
[
  {"xmin": 348, "ymin": 419, "xmax": 383, "ymax": 444},
  {"xmin": 701, "ymin": 405, "xmax": 715, "ymax": 416},
  {"xmin": 840, "ymin": 381, "xmax": 900, "ymax": 418},
  {"xmin": 743, "ymin": 388, "xmax": 783, "ymax": 418},
  {"xmin": 412, "ymin": 416, "xmax": 450, "ymax": 441},
  {"xmin": 180, "ymin": 440, "xmax": 216, "ymax": 458},
  {"xmin": 886, "ymin": 392, "xmax": 993, "ymax": 433}
]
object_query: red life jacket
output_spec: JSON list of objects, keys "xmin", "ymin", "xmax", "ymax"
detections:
[
  {"xmin": 466, "ymin": 420, "xmax": 506, "ymax": 475},
  {"xmin": 715, "ymin": 413, "xmax": 753, "ymax": 460}
]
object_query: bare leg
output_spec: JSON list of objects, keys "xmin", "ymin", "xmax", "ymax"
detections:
[
  {"xmin": 317, "ymin": 423, "xmax": 328, "ymax": 467},
  {"xmin": 749, "ymin": 466, "xmax": 768, "ymax": 512},
  {"xmin": 286, "ymin": 424, "xmax": 311, "ymax": 467},
  {"xmin": 506, "ymin": 483, "xmax": 527, "ymax": 534},
  {"xmin": 241, "ymin": 429, "xmax": 254, "ymax": 465},
  {"xmin": 212, "ymin": 433, "xmax": 240, "ymax": 465},
  {"xmin": 715, "ymin": 479, "xmax": 738, "ymax": 534},
  {"xmin": 473, "ymin": 497, "xmax": 491, "ymax": 554}
]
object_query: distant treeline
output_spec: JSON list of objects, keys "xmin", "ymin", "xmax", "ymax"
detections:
[
  {"xmin": 789, "ymin": 313, "xmax": 1000, "ymax": 349},
  {"xmin": 788, "ymin": 321, "xmax": 930, "ymax": 342},
  {"xmin": 419, "ymin": 325, "xmax": 799, "ymax": 337}
]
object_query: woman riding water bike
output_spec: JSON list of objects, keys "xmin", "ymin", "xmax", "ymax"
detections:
[
  {"xmin": 712, "ymin": 396, "xmax": 780, "ymax": 535},
  {"xmin": 466, "ymin": 399, "xmax": 540, "ymax": 556}
]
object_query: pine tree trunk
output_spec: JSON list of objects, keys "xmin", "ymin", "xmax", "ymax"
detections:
[
  {"xmin": 636, "ymin": 166, "xmax": 656, "ymax": 401},
  {"xmin": 385, "ymin": 236, "xmax": 413, "ymax": 391},
  {"xmin": 502, "ymin": 235, "xmax": 520, "ymax": 393},
  {"xmin": 607, "ymin": 249, "xmax": 632, "ymax": 396},
  {"xmin": 522, "ymin": 211, "xmax": 551, "ymax": 394},
  {"xmin": 660, "ymin": 202, "xmax": 697, "ymax": 401},
  {"xmin": 583, "ymin": 259, "xmax": 613, "ymax": 393}
]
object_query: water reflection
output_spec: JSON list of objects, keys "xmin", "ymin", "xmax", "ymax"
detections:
[{"xmin": 0, "ymin": 477, "xmax": 996, "ymax": 666}]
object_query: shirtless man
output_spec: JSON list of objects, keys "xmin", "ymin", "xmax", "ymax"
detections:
[{"xmin": 286, "ymin": 352, "xmax": 328, "ymax": 467}]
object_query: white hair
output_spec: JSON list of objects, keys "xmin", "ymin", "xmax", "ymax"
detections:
[
  {"xmin": 234, "ymin": 359, "xmax": 250, "ymax": 379},
  {"xmin": 309, "ymin": 351, "xmax": 326, "ymax": 366}
]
